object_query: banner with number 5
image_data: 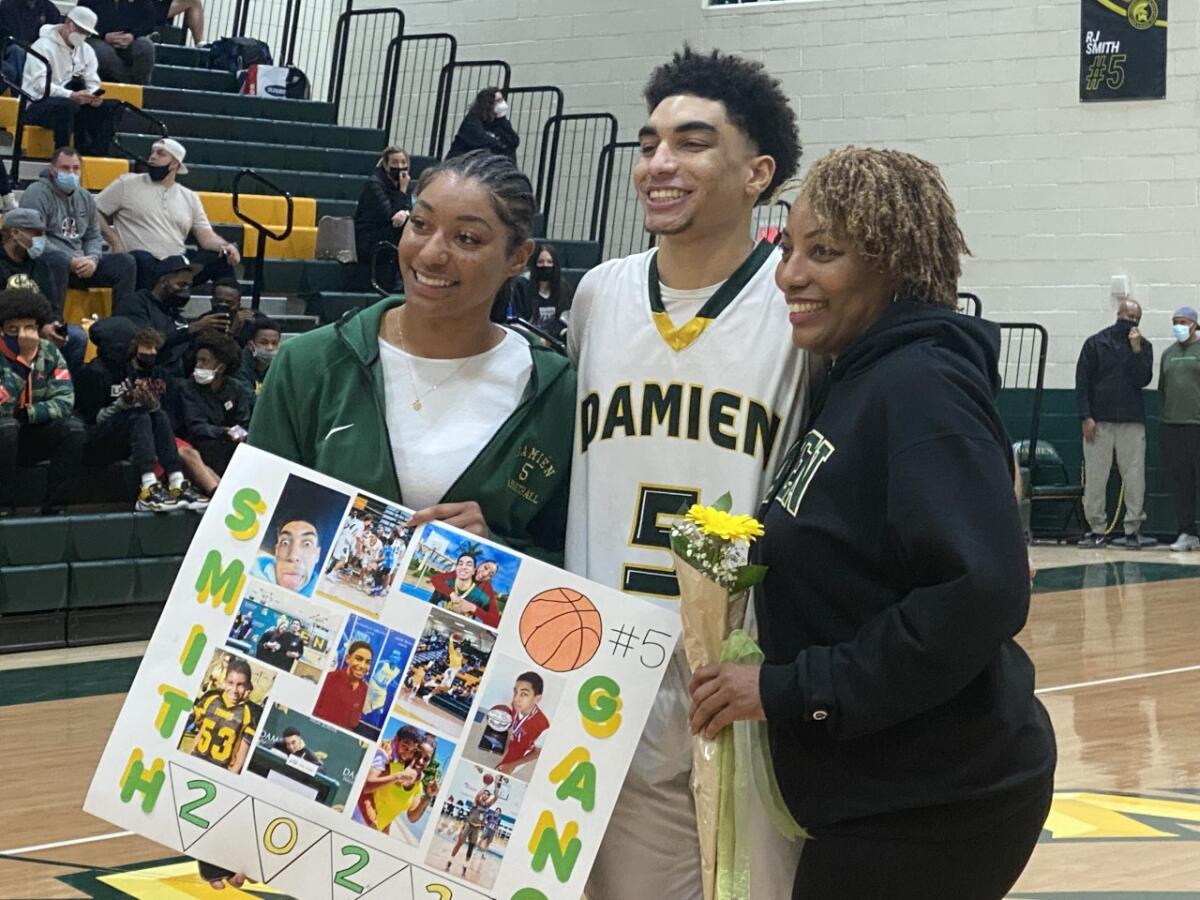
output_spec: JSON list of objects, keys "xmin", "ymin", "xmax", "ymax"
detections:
[{"xmin": 85, "ymin": 445, "xmax": 680, "ymax": 900}]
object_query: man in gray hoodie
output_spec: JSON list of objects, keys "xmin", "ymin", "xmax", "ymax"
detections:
[{"xmin": 20, "ymin": 147, "xmax": 136, "ymax": 312}]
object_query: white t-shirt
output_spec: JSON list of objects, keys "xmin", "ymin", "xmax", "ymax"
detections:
[
  {"xmin": 379, "ymin": 329, "xmax": 532, "ymax": 510},
  {"xmin": 657, "ymin": 280, "xmax": 722, "ymax": 325},
  {"xmin": 95, "ymin": 173, "xmax": 211, "ymax": 259}
]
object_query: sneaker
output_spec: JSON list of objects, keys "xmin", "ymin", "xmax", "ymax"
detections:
[
  {"xmin": 137, "ymin": 482, "xmax": 182, "ymax": 512},
  {"xmin": 1169, "ymin": 533, "xmax": 1200, "ymax": 552},
  {"xmin": 171, "ymin": 481, "xmax": 210, "ymax": 511},
  {"xmin": 1121, "ymin": 533, "xmax": 1158, "ymax": 550},
  {"xmin": 1077, "ymin": 531, "xmax": 1108, "ymax": 548}
]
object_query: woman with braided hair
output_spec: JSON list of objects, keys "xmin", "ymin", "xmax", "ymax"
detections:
[{"xmin": 688, "ymin": 147, "xmax": 1056, "ymax": 898}]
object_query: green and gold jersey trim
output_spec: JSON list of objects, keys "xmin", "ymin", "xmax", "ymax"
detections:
[{"xmin": 647, "ymin": 240, "xmax": 775, "ymax": 352}]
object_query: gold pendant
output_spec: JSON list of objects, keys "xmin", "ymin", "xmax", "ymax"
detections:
[{"xmin": 412, "ymin": 399, "xmax": 422, "ymax": 411}]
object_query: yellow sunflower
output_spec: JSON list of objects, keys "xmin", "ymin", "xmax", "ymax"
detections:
[{"xmin": 684, "ymin": 504, "xmax": 765, "ymax": 542}]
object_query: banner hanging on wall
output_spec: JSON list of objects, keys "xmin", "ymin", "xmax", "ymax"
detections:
[
  {"xmin": 1080, "ymin": 0, "xmax": 1168, "ymax": 101},
  {"xmin": 84, "ymin": 446, "xmax": 680, "ymax": 900}
]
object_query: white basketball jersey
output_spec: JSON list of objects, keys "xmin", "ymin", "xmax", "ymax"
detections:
[{"xmin": 566, "ymin": 241, "xmax": 807, "ymax": 601}]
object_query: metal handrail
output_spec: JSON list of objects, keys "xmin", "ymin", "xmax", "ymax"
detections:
[
  {"xmin": 232, "ymin": 168, "xmax": 294, "ymax": 309},
  {"xmin": 370, "ymin": 240, "xmax": 398, "ymax": 296},
  {"xmin": 111, "ymin": 103, "xmax": 169, "ymax": 162},
  {"xmin": 505, "ymin": 316, "xmax": 566, "ymax": 355},
  {"xmin": 1, "ymin": 37, "xmax": 51, "ymax": 179},
  {"xmin": 327, "ymin": 8, "xmax": 405, "ymax": 130},
  {"xmin": 432, "ymin": 58, "xmax": 512, "ymax": 158},
  {"xmin": 957, "ymin": 291, "xmax": 983, "ymax": 318},
  {"xmin": 591, "ymin": 139, "xmax": 638, "ymax": 256},
  {"xmin": 535, "ymin": 112, "xmax": 618, "ymax": 229}
]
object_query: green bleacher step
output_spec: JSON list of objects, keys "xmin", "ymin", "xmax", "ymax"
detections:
[
  {"xmin": 243, "ymin": 258, "xmax": 374, "ymax": 296},
  {"xmin": 143, "ymin": 86, "xmax": 338, "ymax": 125},
  {"xmin": 123, "ymin": 109, "xmax": 385, "ymax": 151},
  {"xmin": 307, "ymin": 291, "xmax": 383, "ymax": 324},
  {"xmin": 117, "ymin": 134, "xmax": 380, "ymax": 176},
  {"xmin": 150, "ymin": 64, "xmax": 238, "ymax": 93},
  {"xmin": 155, "ymin": 44, "xmax": 210, "ymax": 69},
  {"xmin": 185, "ymin": 164, "xmax": 368, "ymax": 202}
]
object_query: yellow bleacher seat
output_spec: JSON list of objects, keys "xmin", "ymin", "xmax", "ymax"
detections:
[
  {"xmin": 98, "ymin": 82, "xmax": 142, "ymax": 108},
  {"xmin": 64, "ymin": 287, "xmax": 113, "ymax": 323},
  {"xmin": 241, "ymin": 223, "xmax": 318, "ymax": 259},
  {"xmin": 0, "ymin": 97, "xmax": 53, "ymax": 157},
  {"xmin": 81, "ymin": 156, "xmax": 131, "ymax": 191},
  {"xmin": 197, "ymin": 192, "xmax": 317, "ymax": 229}
]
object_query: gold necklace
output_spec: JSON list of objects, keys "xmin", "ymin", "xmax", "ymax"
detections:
[{"xmin": 395, "ymin": 329, "xmax": 475, "ymax": 411}]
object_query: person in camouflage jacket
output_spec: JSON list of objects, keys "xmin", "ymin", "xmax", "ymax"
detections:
[{"xmin": 0, "ymin": 287, "xmax": 84, "ymax": 514}]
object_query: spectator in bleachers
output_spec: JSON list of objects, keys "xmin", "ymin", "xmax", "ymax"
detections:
[
  {"xmin": 21, "ymin": 147, "xmax": 137, "ymax": 314},
  {"xmin": 96, "ymin": 138, "xmax": 241, "ymax": 289},
  {"xmin": 0, "ymin": 287, "xmax": 84, "ymax": 514},
  {"xmin": 236, "ymin": 315, "xmax": 279, "ymax": 408},
  {"xmin": 80, "ymin": 0, "xmax": 156, "ymax": 85},
  {"xmin": 354, "ymin": 145, "xmax": 411, "ymax": 291},
  {"xmin": 75, "ymin": 317, "xmax": 209, "ymax": 511},
  {"xmin": 1159, "ymin": 306, "xmax": 1200, "ymax": 552},
  {"xmin": 506, "ymin": 242, "xmax": 572, "ymax": 339},
  {"xmin": 179, "ymin": 330, "xmax": 249, "ymax": 476},
  {"xmin": 22, "ymin": 7, "xmax": 117, "ymax": 157},
  {"xmin": 151, "ymin": 0, "xmax": 202, "ymax": 46},
  {"xmin": 0, "ymin": 0, "xmax": 61, "ymax": 96},
  {"xmin": 115, "ymin": 254, "xmax": 228, "ymax": 374},
  {"xmin": 0, "ymin": 207, "xmax": 84, "ymax": 371},
  {"xmin": 447, "ymin": 88, "xmax": 519, "ymax": 164},
  {"xmin": 1074, "ymin": 299, "xmax": 1155, "ymax": 548},
  {"xmin": 209, "ymin": 277, "xmax": 269, "ymax": 347}
]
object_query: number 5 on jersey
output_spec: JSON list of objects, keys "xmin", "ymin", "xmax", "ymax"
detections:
[{"xmin": 623, "ymin": 484, "xmax": 700, "ymax": 597}]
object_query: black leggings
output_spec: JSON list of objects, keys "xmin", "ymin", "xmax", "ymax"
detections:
[{"xmin": 793, "ymin": 785, "xmax": 1052, "ymax": 900}]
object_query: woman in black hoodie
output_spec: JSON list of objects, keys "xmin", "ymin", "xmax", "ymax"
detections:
[
  {"xmin": 688, "ymin": 147, "xmax": 1056, "ymax": 899},
  {"xmin": 354, "ymin": 146, "xmax": 412, "ymax": 291}
]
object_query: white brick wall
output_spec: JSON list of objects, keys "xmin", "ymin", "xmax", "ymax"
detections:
[{"xmin": 360, "ymin": 0, "xmax": 1200, "ymax": 387}]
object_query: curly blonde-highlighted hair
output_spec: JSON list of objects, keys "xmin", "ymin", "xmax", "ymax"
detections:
[{"xmin": 797, "ymin": 147, "xmax": 969, "ymax": 308}]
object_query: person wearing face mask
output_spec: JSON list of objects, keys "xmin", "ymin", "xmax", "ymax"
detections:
[
  {"xmin": 235, "ymin": 317, "xmax": 280, "ymax": 409},
  {"xmin": 0, "ymin": 208, "xmax": 81, "ymax": 370},
  {"xmin": 115, "ymin": 254, "xmax": 229, "ymax": 375},
  {"xmin": 74, "ymin": 318, "xmax": 209, "ymax": 511},
  {"xmin": 0, "ymin": 287, "xmax": 85, "ymax": 515},
  {"xmin": 1158, "ymin": 306, "xmax": 1200, "ymax": 552},
  {"xmin": 20, "ymin": 148, "xmax": 137, "ymax": 315},
  {"xmin": 22, "ymin": 6, "xmax": 117, "ymax": 157},
  {"xmin": 446, "ymin": 88, "xmax": 520, "ymax": 164},
  {"xmin": 96, "ymin": 139, "xmax": 241, "ymax": 290},
  {"xmin": 1074, "ymin": 298, "xmax": 1156, "ymax": 549},
  {"xmin": 355, "ymin": 146, "xmax": 413, "ymax": 291},
  {"xmin": 178, "ymin": 331, "xmax": 250, "ymax": 476},
  {"xmin": 506, "ymin": 242, "xmax": 573, "ymax": 339}
]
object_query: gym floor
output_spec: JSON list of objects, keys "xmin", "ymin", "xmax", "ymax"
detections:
[{"xmin": 1, "ymin": 545, "xmax": 1198, "ymax": 899}]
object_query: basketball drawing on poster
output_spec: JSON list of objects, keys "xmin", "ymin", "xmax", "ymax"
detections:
[
  {"xmin": 520, "ymin": 586, "xmax": 603, "ymax": 672},
  {"xmin": 401, "ymin": 523, "xmax": 521, "ymax": 628}
]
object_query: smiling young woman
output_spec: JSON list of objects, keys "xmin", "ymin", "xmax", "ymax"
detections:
[{"xmin": 249, "ymin": 150, "xmax": 575, "ymax": 565}]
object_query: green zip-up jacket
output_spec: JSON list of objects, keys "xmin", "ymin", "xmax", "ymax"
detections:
[{"xmin": 248, "ymin": 298, "xmax": 575, "ymax": 564}]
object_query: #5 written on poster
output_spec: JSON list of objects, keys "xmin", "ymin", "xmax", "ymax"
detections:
[{"xmin": 84, "ymin": 445, "xmax": 681, "ymax": 900}]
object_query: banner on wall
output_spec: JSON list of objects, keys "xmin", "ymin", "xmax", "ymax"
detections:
[
  {"xmin": 1080, "ymin": 0, "xmax": 1168, "ymax": 101},
  {"xmin": 84, "ymin": 446, "xmax": 681, "ymax": 900}
]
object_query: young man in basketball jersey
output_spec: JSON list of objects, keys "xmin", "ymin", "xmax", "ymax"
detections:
[{"xmin": 567, "ymin": 47, "xmax": 805, "ymax": 899}]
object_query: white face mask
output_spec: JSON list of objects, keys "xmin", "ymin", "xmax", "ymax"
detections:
[
  {"xmin": 193, "ymin": 367, "xmax": 216, "ymax": 385},
  {"xmin": 494, "ymin": 100, "xmax": 510, "ymax": 118},
  {"xmin": 67, "ymin": 30, "xmax": 87, "ymax": 48}
]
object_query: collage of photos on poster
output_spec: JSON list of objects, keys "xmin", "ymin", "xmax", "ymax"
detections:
[
  {"xmin": 178, "ymin": 649, "xmax": 277, "ymax": 775},
  {"xmin": 245, "ymin": 703, "xmax": 370, "ymax": 812},
  {"xmin": 401, "ymin": 523, "xmax": 523, "ymax": 629},
  {"xmin": 226, "ymin": 583, "xmax": 345, "ymax": 683},
  {"xmin": 425, "ymin": 762, "xmax": 527, "ymax": 890},
  {"xmin": 317, "ymin": 494, "xmax": 415, "ymax": 616},
  {"xmin": 250, "ymin": 475, "xmax": 350, "ymax": 599},
  {"xmin": 461, "ymin": 654, "xmax": 562, "ymax": 782},
  {"xmin": 312, "ymin": 614, "xmax": 415, "ymax": 741},
  {"xmin": 393, "ymin": 608, "xmax": 497, "ymax": 735},
  {"xmin": 350, "ymin": 714, "xmax": 456, "ymax": 846}
]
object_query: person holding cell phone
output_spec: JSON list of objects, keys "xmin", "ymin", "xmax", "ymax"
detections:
[{"xmin": 177, "ymin": 331, "xmax": 250, "ymax": 476}]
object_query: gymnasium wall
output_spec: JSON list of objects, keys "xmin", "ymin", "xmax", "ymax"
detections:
[{"xmin": 368, "ymin": 0, "xmax": 1200, "ymax": 389}]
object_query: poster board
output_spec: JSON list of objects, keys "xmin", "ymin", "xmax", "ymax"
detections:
[{"xmin": 84, "ymin": 446, "xmax": 680, "ymax": 900}]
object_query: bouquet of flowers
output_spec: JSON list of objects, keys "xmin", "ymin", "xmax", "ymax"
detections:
[{"xmin": 670, "ymin": 494, "xmax": 767, "ymax": 900}]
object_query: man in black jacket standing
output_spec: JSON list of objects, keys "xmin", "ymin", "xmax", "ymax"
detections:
[{"xmin": 1075, "ymin": 299, "xmax": 1155, "ymax": 548}]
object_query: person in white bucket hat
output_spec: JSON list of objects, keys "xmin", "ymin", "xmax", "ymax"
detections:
[
  {"xmin": 96, "ymin": 136, "xmax": 241, "ymax": 291},
  {"xmin": 22, "ymin": 5, "xmax": 116, "ymax": 155}
]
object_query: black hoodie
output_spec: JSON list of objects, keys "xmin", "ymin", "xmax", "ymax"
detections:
[{"xmin": 754, "ymin": 300, "xmax": 1055, "ymax": 837}]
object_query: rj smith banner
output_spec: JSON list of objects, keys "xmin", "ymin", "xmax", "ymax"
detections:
[{"xmin": 1080, "ymin": 0, "xmax": 1167, "ymax": 101}]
